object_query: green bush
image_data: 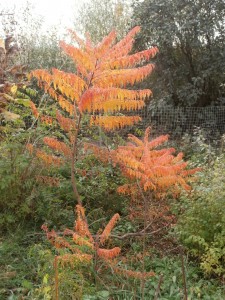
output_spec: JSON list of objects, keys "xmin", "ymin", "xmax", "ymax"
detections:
[
  {"xmin": 0, "ymin": 139, "xmax": 37, "ymax": 231},
  {"xmin": 176, "ymin": 153, "xmax": 225, "ymax": 276},
  {"xmin": 76, "ymin": 155, "xmax": 127, "ymax": 214},
  {"xmin": 0, "ymin": 136, "xmax": 75, "ymax": 232}
]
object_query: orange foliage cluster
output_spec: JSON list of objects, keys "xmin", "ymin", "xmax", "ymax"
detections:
[
  {"xmin": 84, "ymin": 143, "xmax": 111, "ymax": 164},
  {"xmin": 90, "ymin": 115, "xmax": 141, "ymax": 131},
  {"xmin": 30, "ymin": 101, "xmax": 39, "ymax": 118},
  {"xmin": 36, "ymin": 149, "xmax": 62, "ymax": 167},
  {"xmin": 27, "ymin": 26, "xmax": 158, "ymax": 193},
  {"xmin": 57, "ymin": 95, "xmax": 74, "ymax": 115},
  {"xmin": 79, "ymin": 87, "xmax": 151, "ymax": 113},
  {"xmin": 97, "ymin": 247, "xmax": 121, "ymax": 260},
  {"xmin": 42, "ymin": 205, "xmax": 121, "ymax": 263},
  {"xmin": 36, "ymin": 175, "xmax": 60, "ymax": 187},
  {"xmin": 30, "ymin": 26, "xmax": 158, "ymax": 131},
  {"xmin": 56, "ymin": 111, "xmax": 75, "ymax": 132},
  {"xmin": 112, "ymin": 266, "xmax": 155, "ymax": 279},
  {"xmin": 43, "ymin": 137, "xmax": 72, "ymax": 158},
  {"xmin": 26, "ymin": 143, "xmax": 34, "ymax": 154},
  {"xmin": 26, "ymin": 143, "xmax": 62, "ymax": 167},
  {"xmin": 40, "ymin": 115, "xmax": 54, "ymax": 125},
  {"xmin": 113, "ymin": 127, "xmax": 200, "ymax": 195},
  {"xmin": 30, "ymin": 100, "xmax": 55, "ymax": 125},
  {"xmin": 75, "ymin": 204, "xmax": 93, "ymax": 241},
  {"xmin": 100, "ymin": 213, "xmax": 120, "ymax": 245}
]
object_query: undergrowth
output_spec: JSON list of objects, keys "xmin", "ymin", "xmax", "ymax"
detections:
[{"xmin": 1, "ymin": 229, "xmax": 224, "ymax": 299}]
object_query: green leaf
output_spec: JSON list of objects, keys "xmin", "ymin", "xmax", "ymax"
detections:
[
  {"xmin": 97, "ymin": 290, "xmax": 110, "ymax": 299},
  {"xmin": 22, "ymin": 279, "xmax": 33, "ymax": 289},
  {"xmin": 16, "ymin": 98, "xmax": 31, "ymax": 107},
  {"xmin": 43, "ymin": 274, "xmax": 49, "ymax": 284}
]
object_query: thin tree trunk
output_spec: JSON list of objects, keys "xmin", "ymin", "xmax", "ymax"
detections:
[{"xmin": 71, "ymin": 113, "xmax": 82, "ymax": 205}]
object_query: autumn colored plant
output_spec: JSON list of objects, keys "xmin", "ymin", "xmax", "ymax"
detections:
[
  {"xmin": 111, "ymin": 127, "xmax": 201, "ymax": 233},
  {"xmin": 41, "ymin": 204, "xmax": 155, "ymax": 298},
  {"xmin": 28, "ymin": 26, "xmax": 158, "ymax": 206},
  {"xmin": 42, "ymin": 204, "xmax": 121, "ymax": 263},
  {"xmin": 87, "ymin": 127, "xmax": 200, "ymax": 298},
  {"xmin": 114, "ymin": 126, "xmax": 199, "ymax": 232},
  {"xmin": 88, "ymin": 127, "xmax": 200, "ymax": 224},
  {"xmin": 26, "ymin": 26, "xmax": 158, "ymax": 296},
  {"xmin": 114, "ymin": 126, "xmax": 200, "ymax": 195},
  {"xmin": 0, "ymin": 35, "xmax": 36, "ymax": 138}
]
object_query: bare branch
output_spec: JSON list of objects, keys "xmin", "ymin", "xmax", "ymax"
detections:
[{"xmin": 110, "ymin": 223, "xmax": 170, "ymax": 240}]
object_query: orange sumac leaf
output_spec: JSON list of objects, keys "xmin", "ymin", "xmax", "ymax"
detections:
[
  {"xmin": 113, "ymin": 266, "xmax": 155, "ymax": 279},
  {"xmin": 97, "ymin": 247, "xmax": 121, "ymax": 260},
  {"xmin": 75, "ymin": 205, "xmax": 93, "ymax": 242},
  {"xmin": 90, "ymin": 115, "xmax": 141, "ymax": 131},
  {"xmin": 40, "ymin": 115, "xmax": 54, "ymax": 125},
  {"xmin": 36, "ymin": 175, "xmax": 60, "ymax": 187},
  {"xmin": 100, "ymin": 213, "xmax": 120, "ymax": 245},
  {"xmin": 56, "ymin": 111, "xmax": 75, "ymax": 132},
  {"xmin": 43, "ymin": 137, "xmax": 72, "ymax": 157},
  {"xmin": 36, "ymin": 149, "xmax": 62, "ymax": 167},
  {"xmin": 30, "ymin": 101, "xmax": 39, "ymax": 118}
]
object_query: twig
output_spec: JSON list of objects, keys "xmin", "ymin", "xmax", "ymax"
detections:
[
  {"xmin": 0, "ymin": 13, "xmax": 14, "ymax": 16},
  {"xmin": 153, "ymin": 274, "xmax": 163, "ymax": 300},
  {"xmin": 26, "ymin": 222, "xmax": 170, "ymax": 239},
  {"xmin": 54, "ymin": 256, "xmax": 59, "ymax": 300},
  {"xmin": 110, "ymin": 223, "xmax": 171, "ymax": 240},
  {"xmin": 136, "ymin": 180, "xmax": 149, "ymax": 300},
  {"xmin": 89, "ymin": 217, "xmax": 106, "ymax": 226},
  {"xmin": 164, "ymin": 245, "xmax": 182, "ymax": 254},
  {"xmin": 181, "ymin": 253, "xmax": 188, "ymax": 300},
  {"xmin": 70, "ymin": 60, "xmax": 97, "ymax": 206}
]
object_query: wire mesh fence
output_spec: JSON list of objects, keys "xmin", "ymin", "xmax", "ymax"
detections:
[
  {"xmin": 130, "ymin": 106, "xmax": 225, "ymax": 140},
  {"xmin": 6, "ymin": 105, "xmax": 224, "ymax": 142}
]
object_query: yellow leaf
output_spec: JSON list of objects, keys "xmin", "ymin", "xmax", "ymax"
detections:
[
  {"xmin": 11, "ymin": 85, "xmax": 17, "ymax": 95},
  {"xmin": 0, "ymin": 38, "xmax": 5, "ymax": 52}
]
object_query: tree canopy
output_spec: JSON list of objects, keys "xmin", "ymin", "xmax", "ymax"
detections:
[
  {"xmin": 75, "ymin": 0, "xmax": 132, "ymax": 44},
  {"xmin": 132, "ymin": 0, "xmax": 225, "ymax": 107}
]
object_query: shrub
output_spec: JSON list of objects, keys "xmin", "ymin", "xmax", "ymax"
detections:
[
  {"xmin": 176, "ymin": 153, "xmax": 225, "ymax": 276},
  {"xmin": 0, "ymin": 135, "xmax": 76, "ymax": 232}
]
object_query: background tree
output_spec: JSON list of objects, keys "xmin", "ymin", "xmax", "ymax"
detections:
[
  {"xmin": 75, "ymin": 0, "xmax": 132, "ymax": 44},
  {"xmin": 0, "ymin": 4, "xmax": 72, "ymax": 71},
  {"xmin": 132, "ymin": 0, "xmax": 225, "ymax": 107}
]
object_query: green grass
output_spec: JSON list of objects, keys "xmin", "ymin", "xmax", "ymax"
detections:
[
  {"xmin": 0, "ymin": 230, "xmax": 224, "ymax": 300},
  {"xmin": 0, "ymin": 230, "xmax": 45, "ymax": 300}
]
